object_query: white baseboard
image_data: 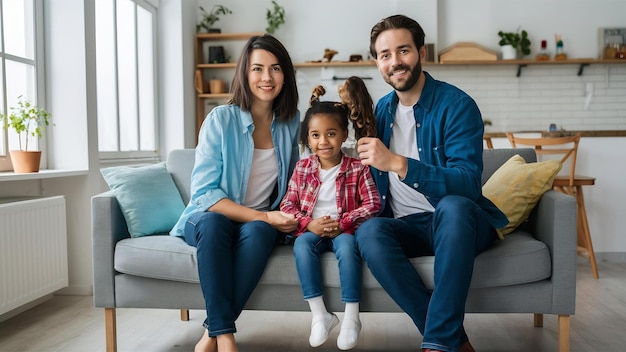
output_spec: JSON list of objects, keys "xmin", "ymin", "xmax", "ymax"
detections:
[
  {"xmin": 595, "ymin": 252, "xmax": 626, "ymax": 263},
  {"xmin": 55, "ymin": 284, "xmax": 93, "ymax": 296},
  {"xmin": 0, "ymin": 294, "xmax": 53, "ymax": 323}
]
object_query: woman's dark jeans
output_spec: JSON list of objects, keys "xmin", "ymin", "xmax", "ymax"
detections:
[{"xmin": 184, "ymin": 211, "xmax": 277, "ymax": 337}]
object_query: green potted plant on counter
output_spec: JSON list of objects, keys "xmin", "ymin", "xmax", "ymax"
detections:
[
  {"xmin": 498, "ymin": 28, "xmax": 531, "ymax": 60},
  {"xmin": 196, "ymin": 4, "xmax": 232, "ymax": 33},
  {"xmin": 1, "ymin": 95, "xmax": 52, "ymax": 172}
]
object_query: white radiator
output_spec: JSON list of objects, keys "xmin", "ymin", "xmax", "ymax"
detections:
[{"xmin": 0, "ymin": 196, "xmax": 68, "ymax": 316}]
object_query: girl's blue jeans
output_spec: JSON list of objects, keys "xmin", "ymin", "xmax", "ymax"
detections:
[
  {"xmin": 355, "ymin": 195, "xmax": 497, "ymax": 352},
  {"xmin": 293, "ymin": 231, "xmax": 361, "ymax": 303},
  {"xmin": 183, "ymin": 211, "xmax": 277, "ymax": 337}
]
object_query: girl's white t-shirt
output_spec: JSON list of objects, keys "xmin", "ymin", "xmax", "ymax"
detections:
[{"xmin": 311, "ymin": 163, "xmax": 341, "ymax": 220}]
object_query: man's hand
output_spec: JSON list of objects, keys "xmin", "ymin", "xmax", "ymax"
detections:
[
  {"xmin": 357, "ymin": 137, "xmax": 408, "ymax": 178},
  {"xmin": 307, "ymin": 215, "xmax": 341, "ymax": 238},
  {"xmin": 265, "ymin": 211, "xmax": 298, "ymax": 233}
]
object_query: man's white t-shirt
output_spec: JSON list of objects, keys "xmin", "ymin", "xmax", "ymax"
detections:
[{"xmin": 388, "ymin": 103, "xmax": 435, "ymax": 218}]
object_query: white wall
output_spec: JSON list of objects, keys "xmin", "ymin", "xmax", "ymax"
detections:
[
  {"xmin": 439, "ymin": 0, "xmax": 625, "ymax": 59},
  {"xmin": 159, "ymin": 0, "xmax": 198, "ymax": 152},
  {"xmin": 196, "ymin": 0, "xmax": 437, "ymax": 63},
  {"xmin": 204, "ymin": 0, "xmax": 625, "ymax": 60}
]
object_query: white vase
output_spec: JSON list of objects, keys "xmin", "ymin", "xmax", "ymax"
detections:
[{"xmin": 501, "ymin": 45, "xmax": 517, "ymax": 60}]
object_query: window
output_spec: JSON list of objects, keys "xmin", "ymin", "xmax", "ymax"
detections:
[
  {"xmin": 95, "ymin": 0, "xmax": 158, "ymax": 161},
  {"xmin": 0, "ymin": 0, "xmax": 43, "ymax": 171}
]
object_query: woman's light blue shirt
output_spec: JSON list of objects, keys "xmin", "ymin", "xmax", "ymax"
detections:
[{"xmin": 170, "ymin": 104, "xmax": 300, "ymax": 237}]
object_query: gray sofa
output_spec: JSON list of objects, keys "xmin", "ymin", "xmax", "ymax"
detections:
[{"xmin": 92, "ymin": 148, "xmax": 576, "ymax": 352}]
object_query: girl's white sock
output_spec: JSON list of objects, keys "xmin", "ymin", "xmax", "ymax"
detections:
[
  {"xmin": 306, "ymin": 296, "xmax": 328, "ymax": 319},
  {"xmin": 343, "ymin": 302, "xmax": 359, "ymax": 322}
]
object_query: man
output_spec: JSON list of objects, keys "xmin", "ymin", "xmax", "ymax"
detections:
[{"xmin": 355, "ymin": 15, "xmax": 508, "ymax": 352}]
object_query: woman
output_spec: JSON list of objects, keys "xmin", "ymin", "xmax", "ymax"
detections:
[{"xmin": 170, "ymin": 34, "xmax": 300, "ymax": 352}]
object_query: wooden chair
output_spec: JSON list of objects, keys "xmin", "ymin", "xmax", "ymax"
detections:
[
  {"xmin": 483, "ymin": 135, "xmax": 494, "ymax": 149},
  {"xmin": 506, "ymin": 132, "xmax": 599, "ymax": 279}
]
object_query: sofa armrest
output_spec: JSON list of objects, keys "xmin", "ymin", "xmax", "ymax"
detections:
[
  {"xmin": 92, "ymin": 191, "xmax": 130, "ymax": 308},
  {"xmin": 532, "ymin": 189, "xmax": 577, "ymax": 314}
]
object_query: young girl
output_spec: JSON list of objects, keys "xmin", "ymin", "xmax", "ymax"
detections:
[{"xmin": 280, "ymin": 85, "xmax": 381, "ymax": 350}]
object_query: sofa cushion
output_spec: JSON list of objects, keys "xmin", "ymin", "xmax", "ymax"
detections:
[
  {"xmin": 101, "ymin": 162, "xmax": 185, "ymax": 237},
  {"xmin": 115, "ymin": 230, "xmax": 550, "ymax": 290},
  {"xmin": 483, "ymin": 154, "xmax": 561, "ymax": 238},
  {"xmin": 115, "ymin": 236, "xmax": 198, "ymax": 282}
]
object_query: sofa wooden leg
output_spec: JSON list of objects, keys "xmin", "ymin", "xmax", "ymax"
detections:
[
  {"xmin": 558, "ymin": 315, "xmax": 570, "ymax": 352},
  {"xmin": 105, "ymin": 308, "xmax": 117, "ymax": 352},
  {"xmin": 533, "ymin": 313, "xmax": 543, "ymax": 327},
  {"xmin": 181, "ymin": 309, "xmax": 190, "ymax": 321}
]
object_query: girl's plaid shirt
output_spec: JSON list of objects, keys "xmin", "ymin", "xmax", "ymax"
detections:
[{"xmin": 280, "ymin": 154, "xmax": 381, "ymax": 236}]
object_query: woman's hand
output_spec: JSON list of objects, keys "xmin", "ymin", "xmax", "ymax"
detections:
[
  {"xmin": 307, "ymin": 215, "xmax": 341, "ymax": 238},
  {"xmin": 265, "ymin": 211, "xmax": 298, "ymax": 233}
]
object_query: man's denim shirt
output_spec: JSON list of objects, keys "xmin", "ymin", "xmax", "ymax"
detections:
[
  {"xmin": 170, "ymin": 104, "xmax": 300, "ymax": 237},
  {"xmin": 371, "ymin": 72, "xmax": 508, "ymax": 229}
]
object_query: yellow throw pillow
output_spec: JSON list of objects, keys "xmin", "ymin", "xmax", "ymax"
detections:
[{"xmin": 483, "ymin": 154, "xmax": 562, "ymax": 239}]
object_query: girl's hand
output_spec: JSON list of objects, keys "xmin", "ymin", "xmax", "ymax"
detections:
[
  {"xmin": 265, "ymin": 211, "xmax": 298, "ymax": 233},
  {"xmin": 307, "ymin": 215, "xmax": 341, "ymax": 238}
]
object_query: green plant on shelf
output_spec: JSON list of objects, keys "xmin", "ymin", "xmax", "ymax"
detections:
[
  {"xmin": 196, "ymin": 5, "xmax": 232, "ymax": 33},
  {"xmin": 498, "ymin": 28, "xmax": 531, "ymax": 56},
  {"xmin": 265, "ymin": 1, "xmax": 285, "ymax": 35}
]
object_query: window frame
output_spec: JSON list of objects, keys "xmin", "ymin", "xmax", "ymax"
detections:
[
  {"xmin": 96, "ymin": 0, "xmax": 160, "ymax": 162},
  {"xmin": 0, "ymin": 0, "xmax": 47, "ymax": 170}
]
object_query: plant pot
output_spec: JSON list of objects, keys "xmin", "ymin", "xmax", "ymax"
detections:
[
  {"xmin": 9, "ymin": 150, "xmax": 42, "ymax": 173},
  {"xmin": 209, "ymin": 79, "xmax": 225, "ymax": 94},
  {"xmin": 501, "ymin": 45, "xmax": 517, "ymax": 60}
]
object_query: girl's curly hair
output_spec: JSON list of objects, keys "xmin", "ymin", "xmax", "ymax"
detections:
[{"xmin": 338, "ymin": 76, "xmax": 377, "ymax": 140}]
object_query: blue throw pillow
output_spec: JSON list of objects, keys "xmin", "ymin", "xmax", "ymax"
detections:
[{"xmin": 101, "ymin": 162, "xmax": 185, "ymax": 237}]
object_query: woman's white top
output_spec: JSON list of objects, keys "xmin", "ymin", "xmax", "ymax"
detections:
[{"xmin": 243, "ymin": 148, "xmax": 277, "ymax": 211}]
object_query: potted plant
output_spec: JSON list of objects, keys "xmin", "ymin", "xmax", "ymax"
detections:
[
  {"xmin": 497, "ymin": 28, "xmax": 531, "ymax": 59},
  {"xmin": 265, "ymin": 1, "xmax": 285, "ymax": 35},
  {"xmin": 196, "ymin": 5, "xmax": 232, "ymax": 33},
  {"xmin": 1, "ymin": 95, "xmax": 52, "ymax": 172}
]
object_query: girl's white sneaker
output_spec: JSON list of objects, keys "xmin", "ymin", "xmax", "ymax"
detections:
[
  {"xmin": 309, "ymin": 312, "xmax": 339, "ymax": 347},
  {"xmin": 337, "ymin": 317, "xmax": 361, "ymax": 350}
]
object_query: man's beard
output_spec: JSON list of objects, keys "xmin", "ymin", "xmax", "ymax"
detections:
[{"xmin": 384, "ymin": 59, "xmax": 422, "ymax": 92}]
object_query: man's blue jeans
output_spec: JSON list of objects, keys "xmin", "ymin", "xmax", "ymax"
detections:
[
  {"xmin": 294, "ymin": 232, "xmax": 361, "ymax": 302},
  {"xmin": 183, "ymin": 211, "xmax": 277, "ymax": 337},
  {"xmin": 355, "ymin": 195, "xmax": 497, "ymax": 352}
]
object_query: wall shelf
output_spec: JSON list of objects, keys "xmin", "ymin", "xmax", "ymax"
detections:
[
  {"xmin": 197, "ymin": 93, "xmax": 230, "ymax": 99},
  {"xmin": 293, "ymin": 58, "xmax": 626, "ymax": 77},
  {"xmin": 197, "ymin": 63, "xmax": 237, "ymax": 69},
  {"xmin": 194, "ymin": 32, "xmax": 264, "ymax": 136},
  {"xmin": 295, "ymin": 61, "xmax": 377, "ymax": 68},
  {"xmin": 194, "ymin": 34, "xmax": 626, "ymax": 135}
]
